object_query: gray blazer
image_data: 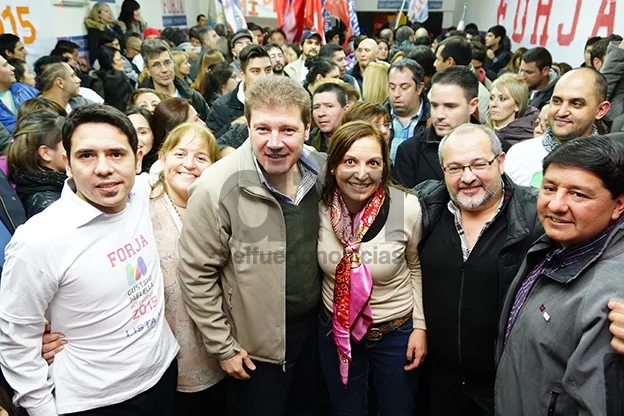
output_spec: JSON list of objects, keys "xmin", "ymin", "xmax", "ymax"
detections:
[
  {"xmin": 494, "ymin": 220, "xmax": 624, "ymax": 415},
  {"xmin": 602, "ymin": 41, "xmax": 624, "ymax": 124}
]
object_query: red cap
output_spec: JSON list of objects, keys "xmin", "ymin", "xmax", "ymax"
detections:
[{"xmin": 143, "ymin": 28, "xmax": 161, "ymax": 38}]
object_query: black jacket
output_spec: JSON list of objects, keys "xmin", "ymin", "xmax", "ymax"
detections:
[
  {"xmin": 86, "ymin": 26, "xmax": 124, "ymax": 65},
  {"xmin": 0, "ymin": 170, "xmax": 26, "ymax": 233},
  {"xmin": 414, "ymin": 175, "xmax": 543, "ymax": 374},
  {"xmin": 206, "ymin": 82, "xmax": 244, "ymax": 139},
  {"xmin": 485, "ymin": 48, "xmax": 512, "ymax": 81},
  {"xmin": 91, "ymin": 70, "xmax": 134, "ymax": 111},
  {"xmin": 140, "ymin": 76, "xmax": 210, "ymax": 122},
  {"xmin": 12, "ymin": 170, "xmax": 65, "ymax": 219}
]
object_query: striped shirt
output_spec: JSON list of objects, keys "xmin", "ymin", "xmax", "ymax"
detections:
[{"xmin": 253, "ymin": 148, "xmax": 319, "ymax": 205}]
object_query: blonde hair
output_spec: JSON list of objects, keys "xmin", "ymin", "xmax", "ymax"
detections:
[
  {"xmin": 390, "ymin": 51, "xmax": 405, "ymax": 64},
  {"xmin": 193, "ymin": 49, "xmax": 225, "ymax": 94},
  {"xmin": 362, "ymin": 61, "xmax": 390, "ymax": 104},
  {"xmin": 172, "ymin": 51, "xmax": 189, "ymax": 79},
  {"xmin": 152, "ymin": 122, "xmax": 221, "ymax": 199},
  {"xmin": 85, "ymin": 2, "xmax": 115, "ymax": 31},
  {"xmin": 312, "ymin": 77, "xmax": 360, "ymax": 104},
  {"xmin": 486, "ymin": 73, "xmax": 529, "ymax": 129}
]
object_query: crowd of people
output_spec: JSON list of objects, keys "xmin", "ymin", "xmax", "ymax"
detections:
[{"xmin": 1, "ymin": 1, "xmax": 624, "ymax": 415}]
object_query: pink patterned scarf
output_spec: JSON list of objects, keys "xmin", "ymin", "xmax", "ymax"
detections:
[{"xmin": 330, "ymin": 185, "xmax": 385, "ymax": 386}]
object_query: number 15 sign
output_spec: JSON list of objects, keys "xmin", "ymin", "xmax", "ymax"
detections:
[{"xmin": 0, "ymin": 0, "xmax": 55, "ymax": 63}]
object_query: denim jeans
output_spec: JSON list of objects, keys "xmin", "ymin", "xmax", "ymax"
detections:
[{"xmin": 318, "ymin": 311, "xmax": 422, "ymax": 416}]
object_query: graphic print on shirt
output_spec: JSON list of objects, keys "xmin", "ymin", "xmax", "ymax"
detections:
[{"xmin": 106, "ymin": 234, "xmax": 161, "ymax": 337}]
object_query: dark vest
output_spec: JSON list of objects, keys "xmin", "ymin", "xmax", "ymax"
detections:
[
  {"xmin": 278, "ymin": 189, "xmax": 321, "ymax": 322},
  {"xmin": 420, "ymin": 207, "xmax": 508, "ymax": 375}
]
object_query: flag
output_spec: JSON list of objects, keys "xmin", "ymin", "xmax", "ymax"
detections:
[
  {"xmin": 456, "ymin": 3, "xmax": 468, "ymax": 31},
  {"xmin": 305, "ymin": 0, "xmax": 325, "ymax": 42},
  {"xmin": 219, "ymin": 0, "xmax": 247, "ymax": 32},
  {"xmin": 325, "ymin": 0, "xmax": 353, "ymax": 41},
  {"xmin": 275, "ymin": 0, "xmax": 305, "ymax": 42},
  {"xmin": 407, "ymin": 0, "xmax": 429, "ymax": 23},
  {"xmin": 346, "ymin": 0, "xmax": 361, "ymax": 36}
]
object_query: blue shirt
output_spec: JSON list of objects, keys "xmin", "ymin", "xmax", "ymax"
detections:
[{"xmin": 390, "ymin": 102, "xmax": 424, "ymax": 163}]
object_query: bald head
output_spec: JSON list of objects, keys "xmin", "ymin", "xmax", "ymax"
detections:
[
  {"xmin": 439, "ymin": 124, "xmax": 503, "ymax": 164},
  {"xmin": 558, "ymin": 67, "xmax": 607, "ymax": 102},
  {"xmin": 356, "ymin": 38, "xmax": 379, "ymax": 70},
  {"xmin": 415, "ymin": 28, "xmax": 429, "ymax": 39},
  {"xmin": 380, "ymin": 28, "xmax": 394, "ymax": 43}
]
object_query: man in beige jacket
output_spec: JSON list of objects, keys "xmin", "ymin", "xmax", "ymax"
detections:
[{"xmin": 178, "ymin": 76, "xmax": 326, "ymax": 415}]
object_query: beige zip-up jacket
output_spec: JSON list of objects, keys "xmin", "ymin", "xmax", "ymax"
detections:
[{"xmin": 178, "ymin": 139, "xmax": 326, "ymax": 364}]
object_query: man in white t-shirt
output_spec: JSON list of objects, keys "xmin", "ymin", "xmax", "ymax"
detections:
[
  {"xmin": 505, "ymin": 68, "xmax": 611, "ymax": 187},
  {"xmin": 0, "ymin": 105, "xmax": 179, "ymax": 416}
]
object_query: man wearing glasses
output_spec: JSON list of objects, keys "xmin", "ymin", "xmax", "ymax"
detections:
[
  {"xmin": 140, "ymin": 39, "xmax": 210, "ymax": 121},
  {"xmin": 393, "ymin": 66, "xmax": 511, "ymax": 188},
  {"xmin": 414, "ymin": 123, "xmax": 543, "ymax": 415}
]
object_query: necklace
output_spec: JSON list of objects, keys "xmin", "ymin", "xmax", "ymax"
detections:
[{"xmin": 165, "ymin": 191, "xmax": 186, "ymax": 218}]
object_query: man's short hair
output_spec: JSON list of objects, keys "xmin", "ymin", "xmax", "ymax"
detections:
[
  {"xmin": 247, "ymin": 22, "xmax": 262, "ymax": 32},
  {"xmin": 197, "ymin": 14, "xmax": 206, "ymax": 23},
  {"xmin": 438, "ymin": 124, "xmax": 503, "ymax": 164},
  {"xmin": 188, "ymin": 27, "xmax": 200, "ymax": 41},
  {"xmin": 438, "ymin": 36, "xmax": 472, "ymax": 66},
  {"xmin": 431, "ymin": 65, "xmax": 479, "ymax": 101},
  {"xmin": 414, "ymin": 36, "xmax": 431, "ymax": 47},
  {"xmin": 34, "ymin": 55, "xmax": 66, "ymax": 80},
  {"xmin": 567, "ymin": 67, "xmax": 608, "ymax": 102},
  {"xmin": 522, "ymin": 47, "xmax": 552, "ymax": 70},
  {"xmin": 406, "ymin": 46, "xmax": 436, "ymax": 78},
  {"xmin": 389, "ymin": 58, "xmax": 425, "ymax": 85},
  {"xmin": 38, "ymin": 62, "xmax": 68, "ymax": 92},
  {"xmin": 585, "ymin": 36, "xmax": 602, "ymax": 51},
  {"xmin": 52, "ymin": 40, "xmax": 79, "ymax": 57},
  {"xmin": 487, "ymin": 25, "xmax": 506, "ymax": 40},
  {"xmin": 141, "ymin": 39, "xmax": 172, "ymax": 64},
  {"xmin": 62, "ymin": 105, "xmax": 138, "ymax": 162},
  {"xmin": 313, "ymin": 82, "xmax": 348, "ymax": 108},
  {"xmin": 591, "ymin": 38, "xmax": 611, "ymax": 68},
  {"xmin": 263, "ymin": 42, "xmax": 281, "ymax": 53},
  {"xmin": 543, "ymin": 135, "xmax": 624, "ymax": 199},
  {"xmin": 98, "ymin": 32, "xmax": 120, "ymax": 48},
  {"xmin": 470, "ymin": 41, "xmax": 487, "ymax": 63},
  {"xmin": 245, "ymin": 77, "xmax": 311, "ymax": 127},
  {"xmin": 319, "ymin": 43, "xmax": 344, "ymax": 59},
  {"xmin": 0, "ymin": 33, "xmax": 20, "ymax": 59},
  {"xmin": 269, "ymin": 28, "xmax": 287, "ymax": 40},
  {"xmin": 396, "ymin": 26, "xmax": 415, "ymax": 43},
  {"xmin": 239, "ymin": 44, "xmax": 270, "ymax": 73},
  {"xmin": 198, "ymin": 27, "xmax": 215, "ymax": 43}
]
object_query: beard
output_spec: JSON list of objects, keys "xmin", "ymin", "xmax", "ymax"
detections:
[{"xmin": 449, "ymin": 179, "xmax": 502, "ymax": 211}]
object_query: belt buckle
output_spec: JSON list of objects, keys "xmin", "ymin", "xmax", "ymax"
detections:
[{"xmin": 367, "ymin": 327, "xmax": 383, "ymax": 341}]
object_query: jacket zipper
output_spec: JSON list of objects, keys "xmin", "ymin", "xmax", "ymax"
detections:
[
  {"xmin": 547, "ymin": 391, "xmax": 559, "ymax": 415},
  {"xmin": 241, "ymin": 187, "xmax": 288, "ymax": 368},
  {"xmin": 0, "ymin": 195, "xmax": 16, "ymax": 231},
  {"xmin": 458, "ymin": 266, "xmax": 465, "ymax": 366}
]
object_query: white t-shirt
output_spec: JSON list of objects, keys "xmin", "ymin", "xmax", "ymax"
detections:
[
  {"xmin": 505, "ymin": 136, "xmax": 549, "ymax": 187},
  {"xmin": 0, "ymin": 174, "xmax": 179, "ymax": 416}
]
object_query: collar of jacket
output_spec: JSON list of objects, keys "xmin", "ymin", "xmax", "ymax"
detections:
[
  {"xmin": 414, "ymin": 174, "xmax": 537, "ymax": 248},
  {"xmin": 422, "ymin": 114, "xmax": 480, "ymax": 144},
  {"xmin": 525, "ymin": 217, "xmax": 624, "ymax": 285},
  {"xmin": 141, "ymin": 75, "xmax": 195, "ymax": 100},
  {"xmin": 227, "ymin": 82, "xmax": 244, "ymax": 110},
  {"xmin": 235, "ymin": 139, "xmax": 326, "ymax": 200}
]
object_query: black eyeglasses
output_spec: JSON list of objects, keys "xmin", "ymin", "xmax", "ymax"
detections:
[{"xmin": 442, "ymin": 155, "xmax": 499, "ymax": 176}]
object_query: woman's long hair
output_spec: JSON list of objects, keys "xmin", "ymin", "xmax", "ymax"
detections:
[
  {"xmin": 193, "ymin": 49, "xmax": 225, "ymax": 94},
  {"xmin": 202, "ymin": 61, "xmax": 235, "ymax": 105},
  {"xmin": 118, "ymin": 0, "xmax": 140, "ymax": 31}
]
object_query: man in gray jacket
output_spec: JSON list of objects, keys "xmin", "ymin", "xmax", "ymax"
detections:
[
  {"xmin": 178, "ymin": 76, "xmax": 325, "ymax": 416},
  {"xmin": 495, "ymin": 135, "xmax": 624, "ymax": 415}
]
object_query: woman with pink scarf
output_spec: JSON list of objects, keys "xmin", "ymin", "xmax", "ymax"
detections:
[{"xmin": 317, "ymin": 120, "xmax": 427, "ymax": 415}]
